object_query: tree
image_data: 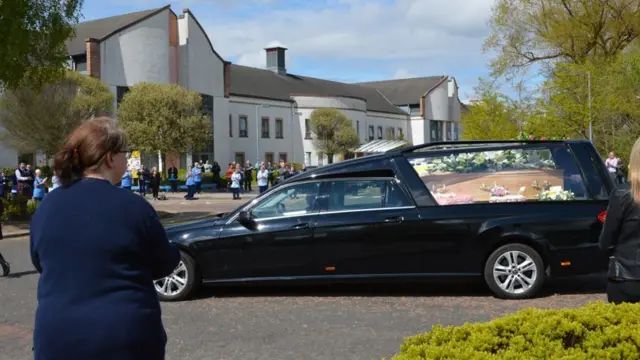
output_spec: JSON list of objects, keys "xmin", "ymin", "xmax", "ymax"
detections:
[
  {"xmin": 309, "ymin": 108, "xmax": 360, "ymax": 164},
  {"xmin": 117, "ymin": 83, "xmax": 211, "ymax": 163},
  {"xmin": 0, "ymin": 0, "xmax": 84, "ymax": 89},
  {"xmin": 0, "ymin": 70, "xmax": 113, "ymax": 158},
  {"xmin": 484, "ymin": 0, "xmax": 640, "ymax": 79},
  {"xmin": 533, "ymin": 54, "xmax": 640, "ymax": 159},
  {"xmin": 460, "ymin": 80, "xmax": 520, "ymax": 140}
]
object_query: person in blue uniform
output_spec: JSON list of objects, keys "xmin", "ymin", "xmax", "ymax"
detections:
[{"xmin": 29, "ymin": 117, "xmax": 180, "ymax": 360}]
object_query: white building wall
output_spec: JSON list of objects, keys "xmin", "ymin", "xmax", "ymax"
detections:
[
  {"xmin": 293, "ymin": 95, "xmax": 409, "ymax": 166},
  {"xmin": 179, "ymin": 13, "xmax": 225, "ymax": 98},
  {"xmin": 100, "ymin": 9, "xmax": 171, "ymax": 87},
  {"xmin": 225, "ymin": 96, "xmax": 295, "ymax": 166},
  {"xmin": 425, "ymin": 80, "xmax": 449, "ymax": 121}
]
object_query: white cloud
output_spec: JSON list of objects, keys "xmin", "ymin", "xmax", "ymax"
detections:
[
  {"xmin": 205, "ymin": 0, "xmax": 495, "ymax": 74},
  {"xmin": 393, "ymin": 68, "xmax": 414, "ymax": 79}
]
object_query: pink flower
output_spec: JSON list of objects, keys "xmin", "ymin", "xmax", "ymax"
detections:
[
  {"xmin": 541, "ymin": 136, "xmax": 547, "ymax": 140},
  {"xmin": 529, "ymin": 135, "xmax": 535, "ymax": 140}
]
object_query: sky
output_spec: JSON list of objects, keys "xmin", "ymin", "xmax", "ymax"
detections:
[{"xmin": 81, "ymin": 0, "xmax": 499, "ymax": 102}]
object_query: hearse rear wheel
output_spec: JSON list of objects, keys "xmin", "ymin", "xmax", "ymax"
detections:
[
  {"xmin": 154, "ymin": 251, "xmax": 200, "ymax": 302},
  {"xmin": 484, "ymin": 243, "xmax": 545, "ymax": 300}
]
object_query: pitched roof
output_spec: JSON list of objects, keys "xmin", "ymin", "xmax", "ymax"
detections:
[
  {"xmin": 229, "ymin": 64, "xmax": 408, "ymax": 116},
  {"xmin": 67, "ymin": 6, "xmax": 169, "ymax": 56},
  {"xmin": 357, "ymin": 76, "xmax": 447, "ymax": 106}
]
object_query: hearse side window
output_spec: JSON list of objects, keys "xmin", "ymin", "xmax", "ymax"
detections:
[
  {"xmin": 407, "ymin": 147, "xmax": 590, "ymax": 206},
  {"xmin": 325, "ymin": 179, "xmax": 413, "ymax": 212},
  {"xmin": 250, "ymin": 182, "xmax": 321, "ymax": 219}
]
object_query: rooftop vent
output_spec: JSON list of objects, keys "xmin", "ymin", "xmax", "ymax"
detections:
[{"xmin": 265, "ymin": 46, "xmax": 287, "ymax": 76}]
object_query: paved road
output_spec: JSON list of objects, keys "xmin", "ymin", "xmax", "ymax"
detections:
[{"xmin": 0, "ymin": 236, "xmax": 607, "ymax": 360}]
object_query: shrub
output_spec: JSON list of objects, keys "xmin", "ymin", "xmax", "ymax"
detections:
[
  {"xmin": 26, "ymin": 199, "xmax": 39, "ymax": 215},
  {"xmin": 1, "ymin": 194, "xmax": 30, "ymax": 221},
  {"xmin": 390, "ymin": 302, "xmax": 640, "ymax": 360}
]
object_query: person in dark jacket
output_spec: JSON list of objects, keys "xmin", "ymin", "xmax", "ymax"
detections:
[
  {"xmin": 0, "ymin": 197, "xmax": 10, "ymax": 276},
  {"xmin": 29, "ymin": 117, "xmax": 180, "ymax": 360},
  {"xmin": 138, "ymin": 164, "xmax": 150, "ymax": 197},
  {"xmin": 599, "ymin": 138, "xmax": 640, "ymax": 304},
  {"xmin": 167, "ymin": 163, "xmax": 178, "ymax": 193},
  {"xmin": 149, "ymin": 167, "xmax": 162, "ymax": 200}
]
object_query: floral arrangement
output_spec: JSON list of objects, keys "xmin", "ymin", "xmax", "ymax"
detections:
[
  {"xmin": 537, "ymin": 187, "xmax": 576, "ymax": 201},
  {"xmin": 413, "ymin": 149, "xmax": 556, "ymax": 175}
]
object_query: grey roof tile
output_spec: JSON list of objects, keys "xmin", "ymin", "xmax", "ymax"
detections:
[
  {"xmin": 67, "ymin": 7, "xmax": 166, "ymax": 56},
  {"xmin": 229, "ymin": 65, "xmax": 408, "ymax": 116},
  {"xmin": 357, "ymin": 77, "xmax": 447, "ymax": 106}
]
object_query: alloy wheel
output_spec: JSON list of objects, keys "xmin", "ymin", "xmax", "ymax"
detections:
[
  {"xmin": 492, "ymin": 250, "xmax": 538, "ymax": 295},
  {"xmin": 154, "ymin": 261, "xmax": 188, "ymax": 296}
]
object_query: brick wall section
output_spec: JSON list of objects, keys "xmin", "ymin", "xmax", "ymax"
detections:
[
  {"xmin": 224, "ymin": 61, "xmax": 231, "ymax": 98},
  {"xmin": 85, "ymin": 38, "xmax": 101, "ymax": 79},
  {"xmin": 419, "ymin": 96, "xmax": 425, "ymax": 117},
  {"xmin": 169, "ymin": 12, "xmax": 178, "ymax": 46}
]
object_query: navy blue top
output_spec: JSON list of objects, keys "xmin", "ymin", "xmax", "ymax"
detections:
[{"xmin": 30, "ymin": 177, "xmax": 180, "ymax": 360}]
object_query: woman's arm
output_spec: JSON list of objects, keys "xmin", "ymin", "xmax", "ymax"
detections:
[
  {"xmin": 145, "ymin": 207, "xmax": 180, "ymax": 279},
  {"xmin": 599, "ymin": 189, "xmax": 628, "ymax": 250}
]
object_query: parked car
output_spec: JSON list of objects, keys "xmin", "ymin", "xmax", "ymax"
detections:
[{"xmin": 155, "ymin": 140, "xmax": 615, "ymax": 301}]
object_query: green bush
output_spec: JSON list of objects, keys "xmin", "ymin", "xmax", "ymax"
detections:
[
  {"xmin": 26, "ymin": 199, "xmax": 39, "ymax": 215},
  {"xmin": 390, "ymin": 302, "xmax": 640, "ymax": 360},
  {"xmin": 1, "ymin": 195, "xmax": 30, "ymax": 221}
]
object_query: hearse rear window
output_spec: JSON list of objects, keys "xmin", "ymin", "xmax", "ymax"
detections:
[{"xmin": 407, "ymin": 147, "xmax": 589, "ymax": 205}]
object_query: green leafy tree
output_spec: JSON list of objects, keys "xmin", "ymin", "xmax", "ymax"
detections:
[
  {"xmin": 0, "ymin": 70, "xmax": 113, "ymax": 158},
  {"xmin": 533, "ymin": 54, "xmax": 640, "ymax": 160},
  {"xmin": 461, "ymin": 80, "xmax": 520, "ymax": 140},
  {"xmin": 484, "ymin": 0, "xmax": 640, "ymax": 79},
  {"xmin": 309, "ymin": 108, "xmax": 360, "ymax": 164},
  {"xmin": 117, "ymin": 83, "xmax": 211, "ymax": 159},
  {"xmin": 0, "ymin": 0, "xmax": 84, "ymax": 89}
]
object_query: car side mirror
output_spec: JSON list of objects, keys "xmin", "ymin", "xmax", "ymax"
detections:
[{"xmin": 238, "ymin": 210, "xmax": 255, "ymax": 228}]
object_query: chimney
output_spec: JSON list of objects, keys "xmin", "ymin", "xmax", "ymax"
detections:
[
  {"xmin": 85, "ymin": 38, "xmax": 101, "ymax": 79},
  {"xmin": 264, "ymin": 46, "xmax": 287, "ymax": 75}
]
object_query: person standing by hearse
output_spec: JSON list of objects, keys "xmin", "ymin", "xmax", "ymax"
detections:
[{"xmin": 599, "ymin": 139, "xmax": 640, "ymax": 304}]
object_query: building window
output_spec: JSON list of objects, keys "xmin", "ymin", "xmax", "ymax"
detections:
[
  {"xmin": 234, "ymin": 152, "xmax": 245, "ymax": 165},
  {"xmin": 318, "ymin": 152, "xmax": 324, "ymax": 166},
  {"xmin": 368, "ymin": 126, "xmax": 374, "ymax": 141},
  {"xmin": 305, "ymin": 119, "xmax": 313, "ymax": 139},
  {"xmin": 453, "ymin": 123, "xmax": 459, "ymax": 140},
  {"xmin": 261, "ymin": 117, "xmax": 270, "ymax": 138},
  {"xmin": 398, "ymin": 128, "xmax": 403, "ymax": 139},
  {"xmin": 356, "ymin": 121, "xmax": 360, "ymax": 137},
  {"xmin": 279, "ymin": 152, "xmax": 288, "ymax": 163},
  {"xmin": 446, "ymin": 121, "xmax": 453, "ymax": 141},
  {"xmin": 275, "ymin": 118, "xmax": 283, "ymax": 138},
  {"xmin": 377, "ymin": 126, "xmax": 383, "ymax": 140},
  {"xmin": 387, "ymin": 127, "xmax": 395, "ymax": 139},
  {"xmin": 304, "ymin": 152, "xmax": 311, "ymax": 165},
  {"xmin": 430, "ymin": 120, "xmax": 443, "ymax": 142},
  {"xmin": 239, "ymin": 116, "xmax": 248, "ymax": 137},
  {"xmin": 265, "ymin": 152, "xmax": 274, "ymax": 165},
  {"xmin": 229, "ymin": 114, "xmax": 233, "ymax": 137}
]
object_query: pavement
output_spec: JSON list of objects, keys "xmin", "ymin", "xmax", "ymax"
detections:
[
  {"xmin": 0, "ymin": 233, "xmax": 608, "ymax": 360},
  {"xmin": 1, "ymin": 190, "xmax": 258, "ymax": 239}
]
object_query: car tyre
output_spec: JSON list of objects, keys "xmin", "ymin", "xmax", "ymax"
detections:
[
  {"xmin": 155, "ymin": 251, "xmax": 200, "ymax": 302},
  {"xmin": 484, "ymin": 243, "xmax": 545, "ymax": 300}
]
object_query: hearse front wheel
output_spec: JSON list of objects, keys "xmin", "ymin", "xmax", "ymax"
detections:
[
  {"xmin": 154, "ymin": 251, "xmax": 200, "ymax": 302},
  {"xmin": 484, "ymin": 243, "xmax": 545, "ymax": 299}
]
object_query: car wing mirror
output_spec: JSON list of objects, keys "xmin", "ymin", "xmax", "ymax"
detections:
[{"xmin": 238, "ymin": 210, "xmax": 256, "ymax": 229}]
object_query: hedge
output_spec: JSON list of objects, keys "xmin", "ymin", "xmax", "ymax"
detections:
[{"xmin": 389, "ymin": 302, "xmax": 640, "ymax": 360}]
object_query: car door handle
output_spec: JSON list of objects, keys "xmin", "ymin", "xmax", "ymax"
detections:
[
  {"xmin": 291, "ymin": 223, "xmax": 309, "ymax": 229},
  {"xmin": 383, "ymin": 216, "xmax": 404, "ymax": 224}
]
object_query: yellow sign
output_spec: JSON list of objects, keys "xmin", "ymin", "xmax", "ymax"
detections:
[{"xmin": 131, "ymin": 151, "xmax": 141, "ymax": 158}]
